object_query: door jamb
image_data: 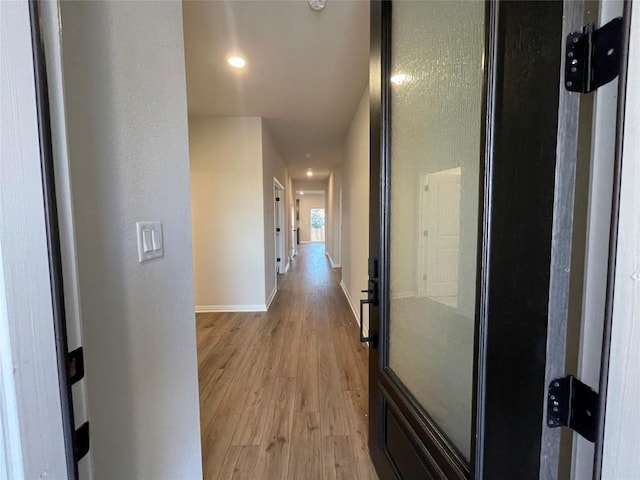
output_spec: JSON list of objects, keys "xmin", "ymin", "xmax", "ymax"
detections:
[{"xmin": 274, "ymin": 177, "xmax": 285, "ymax": 279}]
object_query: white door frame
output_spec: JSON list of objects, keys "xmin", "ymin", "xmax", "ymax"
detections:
[
  {"xmin": 1, "ymin": 2, "xmax": 68, "ymax": 477},
  {"xmin": 601, "ymin": 2, "xmax": 640, "ymax": 477},
  {"xmin": 274, "ymin": 178, "xmax": 285, "ymax": 275}
]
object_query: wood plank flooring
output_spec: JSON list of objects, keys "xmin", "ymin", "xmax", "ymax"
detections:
[{"xmin": 197, "ymin": 243, "xmax": 378, "ymax": 480}]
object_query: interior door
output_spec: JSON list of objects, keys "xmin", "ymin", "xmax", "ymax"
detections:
[{"xmin": 366, "ymin": 1, "xmax": 582, "ymax": 478}]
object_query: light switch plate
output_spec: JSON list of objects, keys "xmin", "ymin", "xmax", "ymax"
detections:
[{"xmin": 136, "ymin": 221, "xmax": 163, "ymax": 263}]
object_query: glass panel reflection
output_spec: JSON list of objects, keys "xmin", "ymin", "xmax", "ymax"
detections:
[{"xmin": 388, "ymin": 0, "xmax": 484, "ymax": 460}]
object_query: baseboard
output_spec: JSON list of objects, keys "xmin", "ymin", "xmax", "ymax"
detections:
[
  {"xmin": 299, "ymin": 241, "xmax": 311, "ymax": 244},
  {"xmin": 340, "ymin": 280, "xmax": 360, "ymax": 326},
  {"xmin": 195, "ymin": 304, "xmax": 267, "ymax": 313},
  {"xmin": 340, "ymin": 280, "xmax": 370, "ymax": 338},
  {"xmin": 266, "ymin": 285, "xmax": 277, "ymax": 310},
  {"xmin": 324, "ymin": 251, "xmax": 342, "ymax": 269},
  {"xmin": 284, "ymin": 261, "xmax": 290, "ymax": 273}
]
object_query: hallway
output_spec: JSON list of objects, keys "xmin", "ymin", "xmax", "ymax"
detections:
[{"xmin": 197, "ymin": 243, "xmax": 378, "ymax": 479}]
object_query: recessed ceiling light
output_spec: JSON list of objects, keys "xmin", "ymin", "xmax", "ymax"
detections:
[
  {"xmin": 308, "ymin": 0, "xmax": 326, "ymax": 11},
  {"xmin": 390, "ymin": 73, "xmax": 408, "ymax": 85},
  {"xmin": 306, "ymin": 169, "xmax": 313, "ymax": 177},
  {"xmin": 305, "ymin": 153, "xmax": 311, "ymax": 158},
  {"xmin": 227, "ymin": 55, "xmax": 246, "ymax": 69}
]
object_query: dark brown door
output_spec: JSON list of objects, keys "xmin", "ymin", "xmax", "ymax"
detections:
[{"xmin": 364, "ymin": 1, "xmax": 579, "ymax": 478}]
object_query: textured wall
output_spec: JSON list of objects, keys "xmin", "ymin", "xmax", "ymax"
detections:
[
  {"xmin": 341, "ymin": 87, "xmax": 370, "ymax": 326},
  {"xmin": 60, "ymin": 2, "xmax": 202, "ymax": 477}
]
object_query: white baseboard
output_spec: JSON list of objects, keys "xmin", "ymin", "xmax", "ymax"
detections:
[
  {"xmin": 195, "ymin": 304, "xmax": 267, "ymax": 313},
  {"xmin": 299, "ymin": 241, "xmax": 311, "ymax": 244},
  {"xmin": 340, "ymin": 281, "xmax": 369, "ymax": 338},
  {"xmin": 324, "ymin": 251, "xmax": 341, "ymax": 268},
  {"xmin": 340, "ymin": 280, "xmax": 360, "ymax": 326},
  {"xmin": 284, "ymin": 261, "xmax": 290, "ymax": 273},
  {"xmin": 266, "ymin": 285, "xmax": 277, "ymax": 310},
  {"xmin": 195, "ymin": 286, "xmax": 277, "ymax": 313}
]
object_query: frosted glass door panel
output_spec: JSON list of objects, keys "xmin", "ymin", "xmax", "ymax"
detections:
[{"xmin": 388, "ymin": 0, "xmax": 484, "ymax": 460}]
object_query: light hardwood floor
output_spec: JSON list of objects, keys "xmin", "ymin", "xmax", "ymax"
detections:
[{"xmin": 197, "ymin": 243, "xmax": 378, "ymax": 480}]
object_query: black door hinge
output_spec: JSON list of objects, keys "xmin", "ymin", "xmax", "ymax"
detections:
[
  {"xmin": 67, "ymin": 347, "xmax": 85, "ymax": 385},
  {"xmin": 547, "ymin": 375, "xmax": 599, "ymax": 442},
  {"xmin": 565, "ymin": 17, "xmax": 623, "ymax": 93},
  {"xmin": 74, "ymin": 422, "xmax": 90, "ymax": 462}
]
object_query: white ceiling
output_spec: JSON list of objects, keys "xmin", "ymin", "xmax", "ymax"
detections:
[{"xmin": 182, "ymin": 0, "xmax": 369, "ymax": 180}]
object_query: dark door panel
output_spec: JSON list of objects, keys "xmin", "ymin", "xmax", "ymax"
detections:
[
  {"xmin": 481, "ymin": 2, "xmax": 564, "ymax": 478},
  {"xmin": 367, "ymin": 1, "xmax": 572, "ymax": 478}
]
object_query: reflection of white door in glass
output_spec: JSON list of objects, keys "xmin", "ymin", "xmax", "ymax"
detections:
[{"xmin": 418, "ymin": 167, "xmax": 461, "ymax": 308}]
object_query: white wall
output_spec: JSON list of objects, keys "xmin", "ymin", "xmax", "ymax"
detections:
[
  {"xmin": 293, "ymin": 179, "xmax": 328, "ymax": 192},
  {"xmin": 601, "ymin": 5, "xmax": 640, "ymax": 477},
  {"xmin": 189, "ymin": 117, "xmax": 266, "ymax": 310},
  {"xmin": 59, "ymin": 2, "xmax": 202, "ymax": 478},
  {"xmin": 1, "ymin": 3, "xmax": 68, "ymax": 477},
  {"xmin": 340, "ymin": 87, "xmax": 370, "ymax": 327},
  {"xmin": 262, "ymin": 121, "xmax": 290, "ymax": 300},
  {"xmin": 326, "ymin": 167, "xmax": 343, "ymax": 267},
  {"xmin": 296, "ymin": 195, "xmax": 327, "ymax": 243}
]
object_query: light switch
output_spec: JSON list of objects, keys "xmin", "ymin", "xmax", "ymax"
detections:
[
  {"xmin": 143, "ymin": 230, "xmax": 153, "ymax": 253},
  {"xmin": 152, "ymin": 228, "xmax": 162, "ymax": 251},
  {"xmin": 136, "ymin": 221, "xmax": 164, "ymax": 263}
]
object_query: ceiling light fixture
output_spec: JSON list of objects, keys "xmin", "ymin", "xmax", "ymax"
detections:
[
  {"xmin": 300, "ymin": 191, "xmax": 305, "ymax": 195},
  {"xmin": 306, "ymin": 169, "xmax": 314, "ymax": 177},
  {"xmin": 227, "ymin": 55, "xmax": 246, "ymax": 69},
  {"xmin": 390, "ymin": 73, "xmax": 408, "ymax": 85},
  {"xmin": 308, "ymin": 0, "xmax": 326, "ymax": 11}
]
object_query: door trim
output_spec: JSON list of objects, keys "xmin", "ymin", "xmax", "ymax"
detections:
[
  {"xmin": 28, "ymin": 1, "xmax": 78, "ymax": 477},
  {"xmin": 539, "ymin": 1, "xmax": 586, "ymax": 477},
  {"xmin": 472, "ymin": 0, "xmax": 499, "ymax": 476},
  {"xmin": 595, "ymin": 1, "xmax": 633, "ymax": 476}
]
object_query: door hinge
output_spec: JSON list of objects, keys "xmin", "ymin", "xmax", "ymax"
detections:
[
  {"xmin": 565, "ymin": 17, "xmax": 623, "ymax": 93},
  {"xmin": 277, "ymin": 257, "xmax": 281, "ymax": 262},
  {"xmin": 276, "ymin": 227, "xmax": 281, "ymax": 232},
  {"xmin": 547, "ymin": 375, "xmax": 599, "ymax": 442},
  {"xmin": 74, "ymin": 422, "xmax": 90, "ymax": 462},
  {"xmin": 67, "ymin": 347, "xmax": 85, "ymax": 385},
  {"xmin": 276, "ymin": 197, "xmax": 280, "ymax": 202}
]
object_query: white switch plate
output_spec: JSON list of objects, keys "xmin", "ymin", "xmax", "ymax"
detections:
[{"xmin": 136, "ymin": 221, "xmax": 163, "ymax": 263}]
